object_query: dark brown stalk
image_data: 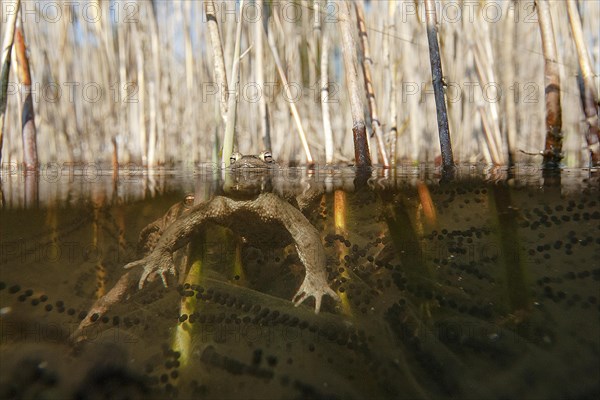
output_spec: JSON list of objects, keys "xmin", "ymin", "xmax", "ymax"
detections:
[
  {"xmin": 424, "ymin": 0, "xmax": 454, "ymax": 173},
  {"xmin": 14, "ymin": 10, "xmax": 38, "ymax": 170},
  {"xmin": 355, "ymin": 2, "xmax": 389, "ymax": 167},
  {"xmin": 535, "ymin": 0, "xmax": 563, "ymax": 169},
  {"xmin": 337, "ymin": 0, "xmax": 371, "ymax": 167},
  {"xmin": 0, "ymin": 0, "xmax": 21, "ymax": 164}
]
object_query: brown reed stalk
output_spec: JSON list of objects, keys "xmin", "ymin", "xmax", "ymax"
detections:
[
  {"xmin": 14, "ymin": 8, "xmax": 38, "ymax": 170},
  {"xmin": 355, "ymin": 2, "xmax": 390, "ymax": 167},
  {"xmin": 338, "ymin": 0, "xmax": 371, "ymax": 167},
  {"xmin": 535, "ymin": 0, "xmax": 563, "ymax": 168}
]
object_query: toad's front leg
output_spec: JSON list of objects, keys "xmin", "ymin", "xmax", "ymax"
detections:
[
  {"xmin": 124, "ymin": 250, "xmax": 177, "ymax": 288},
  {"xmin": 127, "ymin": 197, "xmax": 230, "ymax": 288}
]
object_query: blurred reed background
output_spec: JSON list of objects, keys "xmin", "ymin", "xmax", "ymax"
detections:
[{"xmin": 0, "ymin": 0, "xmax": 598, "ymax": 167}]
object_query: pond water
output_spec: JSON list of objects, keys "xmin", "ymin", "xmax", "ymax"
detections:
[{"xmin": 1, "ymin": 165, "xmax": 599, "ymax": 399}]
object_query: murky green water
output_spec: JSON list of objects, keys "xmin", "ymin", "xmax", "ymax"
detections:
[{"xmin": 1, "ymin": 166, "xmax": 599, "ymax": 399}]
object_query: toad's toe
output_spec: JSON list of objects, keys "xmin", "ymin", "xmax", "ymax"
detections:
[{"xmin": 293, "ymin": 276, "xmax": 339, "ymax": 314}]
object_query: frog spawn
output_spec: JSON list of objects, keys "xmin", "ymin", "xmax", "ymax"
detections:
[
  {"xmin": 163, "ymin": 280, "xmax": 421, "ymax": 399},
  {"xmin": 2, "ymin": 176, "xmax": 600, "ymax": 399},
  {"xmin": 318, "ymin": 180, "xmax": 600, "ymax": 398}
]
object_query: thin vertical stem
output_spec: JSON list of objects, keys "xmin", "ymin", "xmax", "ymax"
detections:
[
  {"xmin": 535, "ymin": 0, "xmax": 563, "ymax": 168},
  {"xmin": 321, "ymin": 24, "xmax": 334, "ymax": 164},
  {"xmin": 337, "ymin": 0, "xmax": 371, "ymax": 167},
  {"xmin": 133, "ymin": 25, "xmax": 147, "ymax": 165},
  {"xmin": 0, "ymin": 0, "xmax": 21, "ymax": 164},
  {"xmin": 502, "ymin": 2, "xmax": 518, "ymax": 166},
  {"xmin": 205, "ymin": 0, "xmax": 229, "ymax": 123},
  {"xmin": 385, "ymin": 1, "xmax": 398, "ymax": 166},
  {"xmin": 355, "ymin": 2, "xmax": 389, "ymax": 167},
  {"xmin": 14, "ymin": 8, "xmax": 38, "ymax": 170},
  {"xmin": 255, "ymin": 0, "xmax": 271, "ymax": 151},
  {"xmin": 222, "ymin": 0, "xmax": 245, "ymax": 167},
  {"xmin": 424, "ymin": 0, "xmax": 454, "ymax": 172},
  {"xmin": 264, "ymin": 8, "xmax": 314, "ymax": 165},
  {"xmin": 566, "ymin": 0, "xmax": 599, "ymax": 166}
]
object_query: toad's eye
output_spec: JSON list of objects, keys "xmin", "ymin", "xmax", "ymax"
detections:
[
  {"xmin": 230, "ymin": 152, "xmax": 243, "ymax": 164},
  {"xmin": 183, "ymin": 194, "xmax": 195, "ymax": 207},
  {"xmin": 261, "ymin": 151, "xmax": 273, "ymax": 163}
]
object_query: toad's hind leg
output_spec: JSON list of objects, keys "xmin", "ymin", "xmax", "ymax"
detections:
[
  {"xmin": 258, "ymin": 193, "xmax": 339, "ymax": 313},
  {"xmin": 293, "ymin": 273, "xmax": 340, "ymax": 314}
]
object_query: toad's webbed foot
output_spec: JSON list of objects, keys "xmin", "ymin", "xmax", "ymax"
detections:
[
  {"xmin": 293, "ymin": 272, "xmax": 340, "ymax": 314},
  {"xmin": 124, "ymin": 252, "xmax": 177, "ymax": 289}
]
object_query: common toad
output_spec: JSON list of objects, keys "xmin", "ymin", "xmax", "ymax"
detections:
[{"xmin": 126, "ymin": 152, "xmax": 339, "ymax": 313}]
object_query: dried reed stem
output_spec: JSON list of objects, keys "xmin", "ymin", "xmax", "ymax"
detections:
[
  {"xmin": 205, "ymin": 0, "xmax": 229, "ymax": 122},
  {"xmin": 502, "ymin": 2, "xmax": 518, "ymax": 166},
  {"xmin": 222, "ymin": 0, "xmax": 245, "ymax": 167},
  {"xmin": 385, "ymin": 1, "xmax": 398, "ymax": 166},
  {"xmin": 473, "ymin": 43, "xmax": 503, "ymax": 164},
  {"xmin": 320, "ymin": 7, "xmax": 334, "ymax": 164},
  {"xmin": 536, "ymin": 0, "xmax": 563, "ymax": 168},
  {"xmin": 255, "ymin": 0, "xmax": 271, "ymax": 151},
  {"xmin": 133, "ymin": 25, "xmax": 147, "ymax": 165},
  {"xmin": 355, "ymin": 2, "xmax": 389, "ymax": 167},
  {"xmin": 0, "ymin": 0, "xmax": 21, "ymax": 164},
  {"xmin": 566, "ymin": 0, "xmax": 599, "ymax": 166},
  {"xmin": 338, "ymin": 0, "xmax": 371, "ymax": 167},
  {"xmin": 14, "ymin": 8, "xmax": 38, "ymax": 170},
  {"xmin": 264, "ymin": 8, "xmax": 314, "ymax": 165}
]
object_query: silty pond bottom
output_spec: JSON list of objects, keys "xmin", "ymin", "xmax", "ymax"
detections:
[{"xmin": 0, "ymin": 166, "xmax": 599, "ymax": 399}]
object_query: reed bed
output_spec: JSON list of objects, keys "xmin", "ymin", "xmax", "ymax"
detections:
[{"xmin": 0, "ymin": 0, "xmax": 598, "ymax": 167}]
